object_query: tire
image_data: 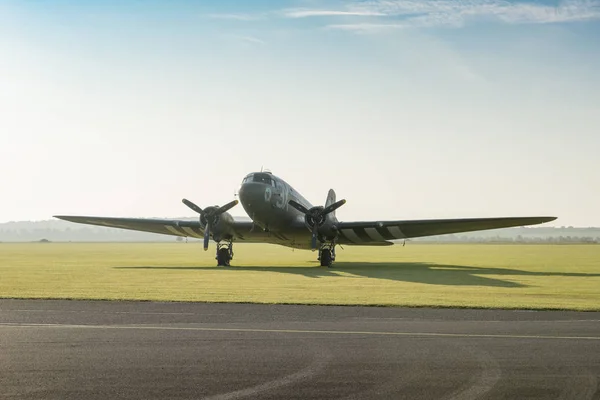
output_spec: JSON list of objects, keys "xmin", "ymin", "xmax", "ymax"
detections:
[
  {"xmin": 320, "ymin": 249, "xmax": 332, "ymax": 267},
  {"xmin": 217, "ymin": 248, "xmax": 231, "ymax": 266}
]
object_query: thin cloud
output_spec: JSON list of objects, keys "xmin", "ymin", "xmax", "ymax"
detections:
[
  {"xmin": 229, "ymin": 35, "xmax": 267, "ymax": 45},
  {"xmin": 282, "ymin": 9, "xmax": 386, "ymax": 18},
  {"xmin": 204, "ymin": 0, "xmax": 600, "ymax": 30},
  {"xmin": 325, "ymin": 23, "xmax": 406, "ymax": 33},
  {"xmin": 344, "ymin": 0, "xmax": 600, "ymax": 26}
]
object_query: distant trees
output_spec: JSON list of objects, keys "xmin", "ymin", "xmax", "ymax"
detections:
[{"xmin": 415, "ymin": 235, "xmax": 599, "ymax": 244}]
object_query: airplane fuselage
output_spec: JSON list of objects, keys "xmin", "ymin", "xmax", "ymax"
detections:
[{"xmin": 238, "ymin": 172, "xmax": 316, "ymax": 232}]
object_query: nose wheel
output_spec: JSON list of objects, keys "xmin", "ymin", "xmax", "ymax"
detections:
[
  {"xmin": 216, "ymin": 241, "xmax": 234, "ymax": 266},
  {"xmin": 318, "ymin": 243, "xmax": 336, "ymax": 268}
]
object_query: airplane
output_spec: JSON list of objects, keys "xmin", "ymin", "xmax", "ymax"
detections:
[{"xmin": 55, "ymin": 171, "xmax": 557, "ymax": 267}]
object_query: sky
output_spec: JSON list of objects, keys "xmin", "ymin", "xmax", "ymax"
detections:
[{"xmin": 1, "ymin": 0, "xmax": 599, "ymax": 226}]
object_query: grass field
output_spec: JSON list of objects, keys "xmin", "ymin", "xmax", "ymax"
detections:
[{"xmin": 0, "ymin": 242, "xmax": 599, "ymax": 310}]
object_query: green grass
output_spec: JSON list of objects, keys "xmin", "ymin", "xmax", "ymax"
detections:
[{"xmin": 0, "ymin": 243, "xmax": 599, "ymax": 310}]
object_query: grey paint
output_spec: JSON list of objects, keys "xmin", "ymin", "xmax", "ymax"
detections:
[{"xmin": 54, "ymin": 171, "xmax": 557, "ymax": 254}]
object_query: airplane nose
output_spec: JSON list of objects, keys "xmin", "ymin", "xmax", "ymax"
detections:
[{"xmin": 238, "ymin": 182, "xmax": 267, "ymax": 205}]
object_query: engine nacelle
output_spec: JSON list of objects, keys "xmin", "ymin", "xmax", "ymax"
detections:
[
  {"xmin": 304, "ymin": 206, "xmax": 340, "ymax": 241},
  {"xmin": 199, "ymin": 208, "xmax": 236, "ymax": 241},
  {"xmin": 304, "ymin": 206, "xmax": 327, "ymax": 230}
]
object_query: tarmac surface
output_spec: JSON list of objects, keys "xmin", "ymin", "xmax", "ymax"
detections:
[{"xmin": 1, "ymin": 300, "xmax": 599, "ymax": 399}]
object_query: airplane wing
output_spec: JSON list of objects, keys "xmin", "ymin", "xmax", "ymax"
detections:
[
  {"xmin": 53, "ymin": 215, "xmax": 256, "ymax": 241},
  {"xmin": 335, "ymin": 216, "xmax": 556, "ymax": 244}
]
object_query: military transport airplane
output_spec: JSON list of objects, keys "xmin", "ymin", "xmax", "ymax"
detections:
[{"xmin": 55, "ymin": 171, "xmax": 556, "ymax": 267}]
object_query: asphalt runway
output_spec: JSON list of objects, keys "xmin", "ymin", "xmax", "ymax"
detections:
[{"xmin": 1, "ymin": 300, "xmax": 599, "ymax": 399}]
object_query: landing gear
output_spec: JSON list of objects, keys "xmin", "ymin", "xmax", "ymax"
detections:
[
  {"xmin": 216, "ymin": 241, "xmax": 234, "ymax": 266},
  {"xmin": 320, "ymin": 249, "xmax": 332, "ymax": 267},
  {"xmin": 318, "ymin": 242, "xmax": 336, "ymax": 268}
]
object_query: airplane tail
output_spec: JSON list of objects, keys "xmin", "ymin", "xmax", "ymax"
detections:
[{"xmin": 325, "ymin": 189, "xmax": 337, "ymax": 219}]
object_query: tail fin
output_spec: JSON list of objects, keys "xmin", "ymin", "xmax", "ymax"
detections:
[{"xmin": 325, "ymin": 189, "xmax": 337, "ymax": 216}]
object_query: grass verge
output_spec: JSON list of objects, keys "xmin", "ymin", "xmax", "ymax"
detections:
[{"xmin": 1, "ymin": 243, "xmax": 599, "ymax": 310}]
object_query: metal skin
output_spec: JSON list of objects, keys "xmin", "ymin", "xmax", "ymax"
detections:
[
  {"xmin": 181, "ymin": 199, "xmax": 239, "ymax": 251},
  {"xmin": 54, "ymin": 171, "xmax": 557, "ymax": 266},
  {"xmin": 237, "ymin": 173, "xmax": 340, "ymax": 248}
]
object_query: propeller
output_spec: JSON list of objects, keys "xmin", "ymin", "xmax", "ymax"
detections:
[
  {"xmin": 182, "ymin": 198, "xmax": 238, "ymax": 251},
  {"xmin": 288, "ymin": 198, "xmax": 346, "ymax": 250}
]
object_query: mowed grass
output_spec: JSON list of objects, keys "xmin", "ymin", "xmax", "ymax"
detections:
[{"xmin": 0, "ymin": 242, "xmax": 599, "ymax": 310}]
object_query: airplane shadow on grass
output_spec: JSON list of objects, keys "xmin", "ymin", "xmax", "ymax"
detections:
[{"xmin": 114, "ymin": 262, "xmax": 600, "ymax": 288}]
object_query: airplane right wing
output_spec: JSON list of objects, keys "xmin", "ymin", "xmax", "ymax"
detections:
[{"xmin": 335, "ymin": 216, "xmax": 557, "ymax": 244}]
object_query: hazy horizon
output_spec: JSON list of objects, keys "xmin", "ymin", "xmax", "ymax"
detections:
[
  {"xmin": 2, "ymin": 0, "xmax": 599, "ymax": 226},
  {"xmin": 2, "ymin": 219, "xmax": 599, "ymax": 243},
  {"xmin": 1, "ymin": 217, "xmax": 599, "ymax": 229}
]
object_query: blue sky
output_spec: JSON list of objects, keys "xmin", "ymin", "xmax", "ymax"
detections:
[{"xmin": 1, "ymin": 0, "xmax": 599, "ymax": 226}]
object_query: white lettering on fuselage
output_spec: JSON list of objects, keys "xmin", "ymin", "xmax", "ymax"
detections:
[
  {"xmin": 275, "ymin": 184, "xmax": 288, "ymax": 210},
  {"xmin": 265, "ymin": 181, "xmax": 290, "ymax": 210}
]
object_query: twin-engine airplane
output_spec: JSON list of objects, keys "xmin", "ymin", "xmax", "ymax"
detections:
[{"xmin": 55, "ymin": 171, "xmax": 556, "ymax": 267}]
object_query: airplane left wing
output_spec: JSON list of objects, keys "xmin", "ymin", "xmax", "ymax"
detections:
[
  {"xmin": 335, "ymin": 216, "xmax": 557, "ymax": 244},
  {"xmin": 53, "ymin": 215, "xmax": 254, "ymax": 240}
]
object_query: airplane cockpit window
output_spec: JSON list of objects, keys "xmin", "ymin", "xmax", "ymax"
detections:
[
  {"xmin": 242, "ymin": 174, "xmax": 253, "ymax": 184},
  {"xmin": 252, "ymin": 173, "xmax": 273, "ymax": 185}
]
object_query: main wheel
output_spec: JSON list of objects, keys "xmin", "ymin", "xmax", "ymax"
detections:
[
  {"xmin": 320, "ymin": 249, "xmax": 333, "ymax": 267},
  {"xmin": 217, "ymin": 248, "xmax": 231, "ymax": 266}
]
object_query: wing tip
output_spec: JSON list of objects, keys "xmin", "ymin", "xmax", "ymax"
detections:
[
  {"xmin": 536, "ymin": 216, "xmax": 557, "ymax": 224},
  {"xmin": 519, "ymin": 216, "xmax": 557, "ymax": 226},
  {"xmin": 53, "ymin": 215, "xmax": 87, "ymax": 223}
]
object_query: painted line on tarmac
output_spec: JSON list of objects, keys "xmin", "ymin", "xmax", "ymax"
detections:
[
  {"xmin": 0, "ymin": 323, "xmax": 599, "ymax": 341},
  {"xmin": 356, "ymin": 318, "xmax": 600, "ymax": 322}
]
